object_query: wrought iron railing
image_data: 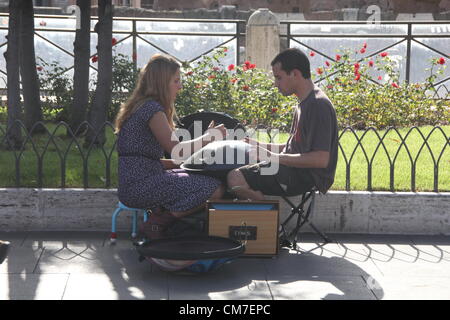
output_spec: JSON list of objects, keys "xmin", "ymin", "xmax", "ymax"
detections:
[
  {"xmin": 1, "ymin": 121, "xmax": 448, "ymax": 192},
  {"xmin": 0, "ymin": 13, "xmax": 246, "ymax": 92}
]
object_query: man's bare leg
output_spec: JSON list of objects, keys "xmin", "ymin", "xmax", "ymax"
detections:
[{"xmin": 227, "ymin": 168, "xmax": 265, "ymax": 201}]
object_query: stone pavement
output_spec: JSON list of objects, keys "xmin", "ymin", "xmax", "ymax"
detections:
[{"xmin": 0, "ymin": 231, "xmax": 449, "ymax": 300}]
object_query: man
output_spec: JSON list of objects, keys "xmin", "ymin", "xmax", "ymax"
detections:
[
  {"xmin": 0, "ymin": 240, "xmax": 10, "ymax": 264},
  {"xmin": 227, "ymin": 48, "xmax": 338, "ymax": 200}
]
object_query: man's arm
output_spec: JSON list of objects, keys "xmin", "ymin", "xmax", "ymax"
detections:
[
  {"xmin": 244, "ymin": 136, "xmax": 285, "ymax": 154},
  {"xmin": 256, "ymin": 146, "xmax": 330, "ymax": 169},
  {"xmin": 277, "ymin": 151, "xmax": 330, "ymax": 168}
]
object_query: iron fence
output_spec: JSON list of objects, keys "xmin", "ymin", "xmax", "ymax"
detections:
[
  {"xmin": 0, "ymin": 13, "xmax": 246, "ymax": 93},
  {"xmin": 0, "ymin": 121, "xmax": 449, "ymax": 192}
]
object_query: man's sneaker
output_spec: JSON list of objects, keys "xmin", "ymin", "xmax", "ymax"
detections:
[{"xmin": 0, "ymin": 240, "xmax": 10, "ymax": 264}]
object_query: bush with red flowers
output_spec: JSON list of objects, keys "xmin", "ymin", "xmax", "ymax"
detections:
[
  {"xmin": 175, "ymin": 47, "xmax": 296, "ymax": 132},
  {"xmin": 313, "ymin": 43, "xmax": 449, "ymax": 129},
  {"xmin": 35, "ymin": 44, "xmax": 139, "ymax": 122}
]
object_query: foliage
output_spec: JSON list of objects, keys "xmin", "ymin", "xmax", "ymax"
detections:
[
  {"xmin": 6, "ymin": 43, "xmax": 448, "ymax": 131},
  {"xmin": 175, "ymin": 47, "xmax": 297, "ymax": 132},
  {"xmin": 37, "ymin": 57, "xmax": 73, "ymax": 122},
  {"xmin": 109, "ymin": 52, "xmax": 139, "ymax": 121},
  {"xmin": 311, "ymin": 44, "xmax": 449, "ymax": 129},
  {"xmin": 35, "ymin": 47, "xmax": 139, "ymax": 123}
]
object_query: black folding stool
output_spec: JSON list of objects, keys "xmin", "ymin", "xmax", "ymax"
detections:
[{"xmin": 278, "ymin": 186, "xmax": 332, "ymax": 250}]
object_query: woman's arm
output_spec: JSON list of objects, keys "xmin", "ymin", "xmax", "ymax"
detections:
[{"xmin": 149, "ymin": 111, "xmax": 226, "ymax": 161}]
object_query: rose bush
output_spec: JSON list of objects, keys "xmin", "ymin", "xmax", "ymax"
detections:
[
  {"xmin": 6, "ymin": 43, "xmax": 447, "ymax": 131},
  {"xmin": 175, "ymin": 47, "xmax": 296, "ymax": 133},
  {"xmin": 311, "ymin": 43, "xmax": 449, "ymax": 129}
]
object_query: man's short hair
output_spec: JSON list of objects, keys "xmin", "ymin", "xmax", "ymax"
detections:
[{"xmin": 271, "ymin": 48, "xmax": 311, "ymax": 79}]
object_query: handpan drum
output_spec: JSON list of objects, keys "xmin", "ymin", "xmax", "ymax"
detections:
[{"xmin": 180, "ymin": 140, "xmax": 253, "ymax": 178}]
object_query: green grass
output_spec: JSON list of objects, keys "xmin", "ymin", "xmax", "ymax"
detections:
[
  {"xmin": 1, "ymin": 124, "xmax": 449, "ymax": 191},
  {"xmin": 253, "ymin": 125, "xmax": 450, "ymax": 192},
  {"xmin": 0, "ymin": 123, "xmax": 118, "ymax": 188}
]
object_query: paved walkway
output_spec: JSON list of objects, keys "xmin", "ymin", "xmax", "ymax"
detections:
[{"xmin": 1, "ymin": 231, "xmax": 449, "ymax": 300}]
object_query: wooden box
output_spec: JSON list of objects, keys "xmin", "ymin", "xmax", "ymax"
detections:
[{"xmin": 207, "ymin": 200, "xmax": 279, "ymax": 256}]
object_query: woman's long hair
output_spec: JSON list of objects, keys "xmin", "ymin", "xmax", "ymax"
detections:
[{"xmin": 114, "ymin": 54, "xmax": 180, "ymax": 133}]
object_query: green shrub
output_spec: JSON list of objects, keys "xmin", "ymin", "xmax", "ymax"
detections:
[
  {"xmin": 175, "ymin": 47, "xmax": 297, "ymax": 132},
  {"xmin": 313, "ymin": 43, "xmax": 449, "ymax": 129},
  {"xmin": 4, "ymin": 43, "xmax": 447, "ymax": 131}
]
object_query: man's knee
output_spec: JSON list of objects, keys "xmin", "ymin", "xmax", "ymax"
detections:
[{"xmin": 227, "ymin": 168, "xmax": 246, "ymax": 187}]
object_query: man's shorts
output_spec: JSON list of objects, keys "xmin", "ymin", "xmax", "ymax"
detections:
[{"xmin": 239, "ymin": 162, "xmax": 315, "ymax": 197}]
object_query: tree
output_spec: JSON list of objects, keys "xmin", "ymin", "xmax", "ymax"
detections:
[
  {"xmin": 84, "ymin": 0, "xmax": 113, "ymax": 148},
  {"xmin": 69, "ymin": 0, "xmax": 91, "ymax": 136},
  {"xmin": 4, "ymin": 0, "xmax": 22, "ymax": 150},
  {"xmin": 19, "ymin": 0, "xmax": 44, "ymax": 132}
]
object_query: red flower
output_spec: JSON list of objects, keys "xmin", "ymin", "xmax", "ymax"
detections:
[
  {"xmin": 249, "ymin": 63, "xmax": 256, "ymax": 69},
  {"xmin": 309, "ymin": 51, "xmax": 315, "ymax": 57},
  {"xmin": 335, "ymin": 54, "xmax": 341, "ymax": 61},
  {"xmin": 438, "ymin": 57, "xmax": 445, "ymax": 65},
  {"xmin": 354, "ymin": 74, "xmax": 361, "ymax": 81},
  {"xmin": 243, "ymin": 61, "xmax": 253, "ymax": 71},
  {"xmin": 36, "ymin": 66, "xmax": 43, "ymax": 71},
  {"xmin": 185, "ymin": 71, "xmax": 193, "ymax": 76},
  {"xmin": 316, "ymin": 67, "xmax": 323, "ymax": 75},
  {"xmin": 223, "ymin": 47, "xmax": 228, "ymax": 52},
  {"xmin": 380, "ymin": 52, "xmax": 388, "ymax": 58},
  {"xmin": 368, "ymin": 60, "xmax": 374, "ymax": 67},
  {"xmin": 242, "ymin": 85, "xmax": 250, "ymax": 91},
  {"xmin": 230, "ymin": 78, "xmax": 237, "ymax": 84},
  {"xmin": 271, "ymin": 107, "xmax": 278, "ymax": 113},
  {"xmin": 363, "ymin": 42, "xmax": 367, "ymax": 49},
  {"xmin": 392, "ymin": 82, "xmax": 399, "ymax": 88},
  {"xmin": 227, "ymin": 64, "xmax": 235, "ymax": 71},
  {"xmin": 354, "ymin": 63, "xmax": 360, "ymax": 72},
  {"xmin": 208, "ymin": 75, "xmax": 216, "ymax": 79},
  {"xmin": 360, "ymin": 48, "xmax": 366, "ymax": 54},
  {"xmin": 112, "ymin": 37, "xmax": 117, "ymax": 46},
  {"xmin": 377, "ymin": 76, "xmax": 383, "ymax": 81},
  {"xmin": 91, "ymin": 55, "xmax": 98, "ymax": 63},
  {"xmin": 325, "ymin": 61, "xmax": 330, "ymax": 67}
]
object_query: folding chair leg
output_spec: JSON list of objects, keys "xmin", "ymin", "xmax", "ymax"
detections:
[{"xmin": 279, "ymin": 189, "xmax": 332, "ymax": 249}]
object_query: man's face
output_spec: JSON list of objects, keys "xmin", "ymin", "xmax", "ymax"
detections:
[{"xmin": 272, "ymin": 62, "xmax": 295, "ymax": 96}]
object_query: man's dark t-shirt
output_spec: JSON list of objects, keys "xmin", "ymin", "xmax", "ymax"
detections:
[{"xmin": 283, "ymin": 86, "xmax": 338, "ymax": 194}]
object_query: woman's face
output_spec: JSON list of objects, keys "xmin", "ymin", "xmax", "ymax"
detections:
[{"xmin": 169, "ymin": 69, "xmax": 182, "ymax": 102}]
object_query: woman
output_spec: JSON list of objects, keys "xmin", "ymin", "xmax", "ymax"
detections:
[{"xmin": 115, "ymin": 54, "xmax": 226, "ymax": 239}]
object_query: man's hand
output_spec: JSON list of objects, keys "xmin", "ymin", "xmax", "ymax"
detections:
[{"xmin": 206, "ymin": 120, "xmax": 226, "ymax": 141}]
